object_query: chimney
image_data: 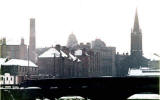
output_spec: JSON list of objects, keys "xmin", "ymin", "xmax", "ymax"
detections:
[
  {"xmin": 71, "ymin": 50, "xmax": 75, "ymax": 56},
  {"xmin": 2, "ymin": 38, "xmax": 6, "ymax": 45},
  {"xmin": 82, "ymin": 48, "xmax": 86, "ymax": 56},
  {"xmin": 55, "ymin": 44, "xmax": 61, "ymax": 52},
  {"xmin": 21, "ymin": 38, "xmax": 24, "ymax": 45},
  {"xmin": 80, "ymin": 43, "xmax": 84, "ymax": 46},
  {"xmin": 86, "ymin": 42, "xmax": 91, "ymax": 49},
  {"xmin": 29, "ymin": 18, "xmax": 36, "ymax": 63},
  {"xmin": 62, "ymin": 46, "xmax": 69, "ymax": 56},
  {"xmin": 126, "ymin": 52, "xmax": 129, "ymax": 56}
]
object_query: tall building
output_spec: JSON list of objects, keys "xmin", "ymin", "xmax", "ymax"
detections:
[
  {"xmin": 1, "ymin": 38, "xmax": 27, "ymax": 60},
  {"xmin": 115, "ymin": 9, "xmax": 149, "ymax": 76},
  {"xmin": 131, "ymin": 9, "xmax": 143, "ymax": 56},
  {"xmin": 91, "ymin": 39, "xmax": 116, "ymax": 76},
  {"xmin": 29, "ymin": 18, "xmax": 36, "ymax": 63}
]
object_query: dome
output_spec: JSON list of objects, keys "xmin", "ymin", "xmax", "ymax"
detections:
[{"xmin": 92, "ymin": 39, "xmax": 106, "ymax": 48}]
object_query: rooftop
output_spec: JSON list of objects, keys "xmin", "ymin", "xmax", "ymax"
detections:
[
  {"xmin": 2, "ymin": 59, "xmax": 37, "ymax": 67},
  {"xmin": 39, "ymin": 48, "xmax": 67, "ymax": 58}
]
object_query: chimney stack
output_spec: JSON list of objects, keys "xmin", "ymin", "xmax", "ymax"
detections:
[{"xmin": 29, "ymin": 18, "xmax": 36, "ymax": 63}]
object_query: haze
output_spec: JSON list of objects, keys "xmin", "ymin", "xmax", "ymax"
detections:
[{"xmin": 0, "ymin": 0, "xmax": 160, "ymax": 59}]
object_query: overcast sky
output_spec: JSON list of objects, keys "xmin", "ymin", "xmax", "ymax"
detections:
[{"xmin": 0, "ymin": 0, "xmax": 160, "ymax": 59}]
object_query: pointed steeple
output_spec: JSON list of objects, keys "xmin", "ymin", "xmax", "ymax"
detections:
[
  {"xmin": 133, "ymin": 8, "xmax": 140, "ymax": 33},
  {"xmin": 131, "ymin": 8, "xmax": 143, "ymax": 56}
]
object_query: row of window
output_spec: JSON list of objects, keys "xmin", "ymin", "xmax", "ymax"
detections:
[
  {"xmin": 0, "ymin": 77, "xmax": 12, "ymax": 81},
  {"xmin": 18, "ymin": 66, "xmax": 37, "ymax": 73}
]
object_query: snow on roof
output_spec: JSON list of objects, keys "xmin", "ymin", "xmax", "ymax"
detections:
[
  {"xmin": 145, "ymin": 53, "xmax": 160, "ymax": 61},
  {"xmin": 60, "ymin": 50, "xmax": 68, "ymax": 57},
  {"xmin": 69, "ymin": 53, "xmax": 77, "ymax": 61},
  {"xmin": 39, "ymin": 48, "xmax": 67, "ymax": 58},
  {"xmin": 128, "ymin": 68, "xmax": 160, "ymax": 76},
  {"xmin": 140, "ymin": 67, "xmax": 150, "ymax": 70},
  {"xmin": 0, "ymin": 58, "xmax": 7, "ymax": 68},
  {"xmin": 128, "ymin": 68, "xmax": 142, "ymax": 76},
  {"xmin": 75, "ymin": 49, "xmax": 82, "ymax": 56},
  {"xmin": 128, "ymin": 94, "xmax": 160, "ymax": 99},
  {"xmin": 5, "ymin": 38, "xmax": 23, "ymax": 45},
  {"xmin": 69, "ymin": 53, "xmax": 81, "ymax": 62},
  {"xmin": 0, "ymin": 58, "xmax": 7, "ymax": 65},
  {"xmin": 2, "ymin": 59, "xmax": 37, "ymax": 67},
  {"xmin": 59, "ymin": 96, "xmax": 84, "ymax": 99}
]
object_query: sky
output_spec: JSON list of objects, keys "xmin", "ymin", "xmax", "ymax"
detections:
[{"xmin": 0, "ymin": 0, "xmax": 160, "ymax": 59}]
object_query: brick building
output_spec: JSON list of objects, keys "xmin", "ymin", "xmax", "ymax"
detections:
[
  {"xmin": 91, "ymin": 39, "xmax": 116, "ymax": 76},
  {"xmin": 1, "ymin": 38, "xmax": 27, "ymax": 60},
  {"xmin": 74, "ymin": 47, "xmax": 101, "ymax": 77},
  {"xmin": 38, "ymin": 45, "xmax": 81, "ymax": 78},
  {"xmin": 1, "ymin": 59, "xmax": 38, "ymax": 83}
]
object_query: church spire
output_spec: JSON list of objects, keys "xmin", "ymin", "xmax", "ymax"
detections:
[
  {"xmin": 131, "ymin": 8, "xmax": 143, "ymax": 56},
  {"xmin": 133, "ymin": 8, "xmax": 140, "ymax": 33}
]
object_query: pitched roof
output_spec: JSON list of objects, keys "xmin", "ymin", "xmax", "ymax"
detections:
[
  {"xmin": 128, "ymin": 94, "xmax": 160, "ymax": 99},
  {"xmin": 69, "ymin": 53, "xmax": 81, "ymax": 62},
  {"xmin": 0, "ymin": 58, "xmax": 7, "ymax": 65},
  {"xmin": 2, "ymin": 59, "xmax": 37, "ymax": 67},
  {"xmin": 0, "ymin": 58, "xmax": 7, "ymax": 68},
  {"xmin": 39, "ymin": 48, "xmax": 67, "ymax": 58}
]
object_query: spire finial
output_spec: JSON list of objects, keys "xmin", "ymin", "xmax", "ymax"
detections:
[{"xmin": 133, "ymin": 8, "xmax": 140, "ymax": 32}]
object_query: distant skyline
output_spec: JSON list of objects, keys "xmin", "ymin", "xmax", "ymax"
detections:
[{"xmin": 0, "ymin": 0, "xmax": 160, "ymax": 59}]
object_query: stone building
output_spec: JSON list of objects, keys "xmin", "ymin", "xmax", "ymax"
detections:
[
  {"xmin": 1, "ymin": 38, "xmax": 27, "ymax": 60},
  {"xmin": 115, "ymin": 9, "xmax": 149, "ymax": 76},
  {"xmin": 74, "ymin": 42, "xmax": 101, "ymax": 77},
  {"xmin": 129, "ymin": 9, "xmax": 149, "ymax": 68},
  {"xmin": 61, "ymin": 46, "xmax": 81, "ymax": 77},
  {"xmin": 74, "ymin": 49, "xmax": 90, "ymax": 77},
  {"xmin": 38, "ymin": 45, "xmax": 81, "ymax": 78},
  {"xmin": 115, "ymin": 53, "xmax": 129, "ymax": 76},
  {"xmin": 131, "ymin": 9, "xmax": 142, "ymax": 56},
  {"xmin": 37, "ymin": 43, "xmax": 101, "ymax": 78},
  {"xmin": 1, "ymin": 59, "xmax": 38, "ymax": 83},
  {"xmin": 91, "ymin": 39, "xmax": 116, "ymax": 76},
  {"xmin": 87, "ymin": 49, "xmax": 101, "ymax": 77}
]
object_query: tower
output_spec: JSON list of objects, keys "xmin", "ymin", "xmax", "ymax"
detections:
[
  {"xmin": 131, "ymin": 9, "xmax": 143, "ymax": 56},
  {"xmin": 20, "ymin": 38, "xmax": 27, "ymax": 60},
  {"xmin": 29, "ymin": 18, "xmax": 36, "ymax": 63}
]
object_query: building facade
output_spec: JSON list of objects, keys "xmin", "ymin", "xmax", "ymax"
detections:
[
  {"xmin": 1, "ymin": 38, "xmax": 27, "ymax": 60},
  {"xmin": 115, "ymin": 9, "xmax": 149, "ymax": 76},
  {"xmin": 38, "ymin": 45, "xmax": 81, "ymax": 78},
  {"xmin": 91, "ymin": 39, "xmax": 116, "ymax": 76},
  {"xmin": 1, "ymin": 59, "xmax": 38, "ymax": 83}
]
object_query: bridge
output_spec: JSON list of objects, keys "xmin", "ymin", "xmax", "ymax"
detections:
[{"xmin": 12, "ymin": 76, "xmax": 159, "ymax": 100}]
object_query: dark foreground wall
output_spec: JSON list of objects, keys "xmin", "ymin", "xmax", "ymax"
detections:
[{"xmin": 2, "ymin": 76, "xmax": 159, "ymax": 100}]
